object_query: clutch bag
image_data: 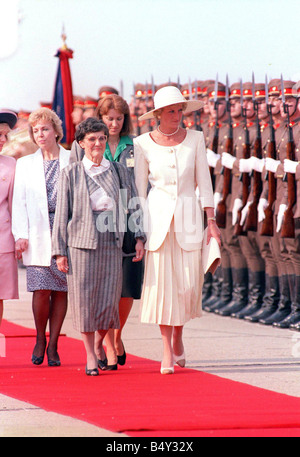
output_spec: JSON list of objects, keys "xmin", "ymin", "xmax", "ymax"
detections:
[{"xmin": 202, "ymin": 228, "xmax": 221, "ymax": 275}]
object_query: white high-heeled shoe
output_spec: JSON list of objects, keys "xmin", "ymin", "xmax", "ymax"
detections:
[
  {"xmin": 173, "ymin": 352, "xmax": 185, "ymax": 368},
  {"xmin": 160, "ymin": 364, "xmax": 174, "ymax": 375}
]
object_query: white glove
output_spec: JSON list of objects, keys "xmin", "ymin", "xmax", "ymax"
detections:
[
  {"xmin": 206, "ymin": 148, "xmax": 220, "ymax": 168},
  {"xmin": 276, "ymin": 203, "xmax": 287, "ymax": 232},
  {"xmin": 214, "ymin": 192, "xmax": 222, "ymax": 215},
  {"xmin": 258, "ymin": 198, "xmax": 268, "ymax": 222},
  {"xmin": 284, "ymin": 158, "xmax": 298, "ymax": 174},
  {"xmin": 240, "ymin": 201, "xmax": 252, "ymax": 225},
  {"xmin": 251, "ymin": 156, "xmax": 265, "ymax": 173},
  {"xmin": 239, "ymin": 158, "xmax": 253, "ymax": 173},
  {"xmin": 232, "ymin": 198, "xmax": 243, "ymax": 225},
  {"xmin": 222, "ymin": 152, "xmax": 236, "ymax": 170},
  {"xmin": 265, "ymin": 157, "xmax": 280, "ymax": 173}
]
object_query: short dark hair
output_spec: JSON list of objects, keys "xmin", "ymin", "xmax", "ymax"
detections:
[{"xmin": 75, "ymin": 117, "xmax": 109, "ymax": 143}]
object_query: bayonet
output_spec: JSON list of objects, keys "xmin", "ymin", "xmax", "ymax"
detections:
[
  {"xmin": 265, "ymin": 74, "xmax": 269, "ymax": 107},
  {"xmin": 151, "ymin": 75, "xmax": 155, "ymax": 98},
  {"xmin": 188, "ymin": 77, "xmax": 193, "ymax": 100},
  {"xmin": 281, "ymin": 74, "xmax": 286, "ymax": 105},
  {"xmin": 214, "ymin": 73, "xmax": 218, "ymax": 109}
]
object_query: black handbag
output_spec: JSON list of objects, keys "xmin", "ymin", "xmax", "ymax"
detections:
[{"xmin": 112, "ymin": 162, "xmax": 136, "ymax": 254}]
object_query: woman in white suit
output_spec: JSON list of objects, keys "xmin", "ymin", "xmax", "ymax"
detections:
[
  {"xmin": 134, "ymin": 86, "xmax": 221, "ymax": 374},
  {"xmin": 12, "ymin": 108, "xmax": 70, "ymax": 367}
]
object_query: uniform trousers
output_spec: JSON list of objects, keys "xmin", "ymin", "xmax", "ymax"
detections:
[
  {"xmin": 220, "ymin": 211, "xmax": 247, "ymax": 270},
  {"xmin": 238, "ymin": 231, "xmax": 265, "ymax": 273},
  {"xmin": 284, "ymin": 217, "xmax": 300, "ymax": 277}
]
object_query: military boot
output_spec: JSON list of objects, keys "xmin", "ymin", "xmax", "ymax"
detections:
[
  {"xmin": 215, "ymin": 268, "xmax": 248, "ymax": 316},
  {"xmin": 259, "ymin": 274, "xmax": 291, "ymax": 325},
  {"xmin": 202, "ymin": 268, "xmax": 223, "ymax": 308},
  {"xmin": 274, "ymin": 275, "xmax": 300, "ymax": 328},
  {"xmin": 202, "ymin": 272, "xmax": 213, "ymax": 305},
  {"xmin": 232, "ymin": 270, "xmax": 265, "ymax": 319},
  {"xmin": 204, "ymin": 268, "xmax": 232, "ymax": 312},
  {"xmin": 244, "ymin": 275, "xmax": 279, "ymax": 323}
]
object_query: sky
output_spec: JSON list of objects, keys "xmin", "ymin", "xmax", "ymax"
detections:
[{"xmin": 1, "ymin": 0, "xmax": 300, "ymax": 112}]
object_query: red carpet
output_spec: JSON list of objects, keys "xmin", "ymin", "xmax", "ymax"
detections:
[{"xmin": 1, "ymin": 319, "xmax": 300, "ymax": 437}]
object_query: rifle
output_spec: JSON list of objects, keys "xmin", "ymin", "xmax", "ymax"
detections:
[
  {"xmin": 216, "ymin": 74, "xmax": 232, "ymax": 228},
  {"xmin": 194, "ymin": 80, "xmax": 202, "ymax": 131},
  {"xmin": 234, "ymin": 80, "xmax": 251, "ymax": 236},
  {"xmin": 209, "ymin": 76, "xmax": 220, "ymax": 189},
  {"xmin": 244, "ymin": 73, "xmax": 263, "ymax": 231},
  {"xmin": 260, "ymin": 75, "xmax": 277, "ymax": 236},
  {"xmin": 280, "ymin": 75, "xmax": 296, "ymax": 238}
]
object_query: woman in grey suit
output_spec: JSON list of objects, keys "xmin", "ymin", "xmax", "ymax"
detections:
[
  {"xmin": 70, "ymin": 95, "xmax": 144, "ymax": 370},
  {"xmin": 52, "ymin": 118, "xmax": 145, "ymax": 375}
]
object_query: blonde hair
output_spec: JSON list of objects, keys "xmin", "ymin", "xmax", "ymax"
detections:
[{"xmin": 28, "ymin": 108, "xmax": 64, "ymax": 144}]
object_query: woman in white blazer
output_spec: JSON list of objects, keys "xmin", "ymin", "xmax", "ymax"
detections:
[
  {"xmin": 134, "ymin": 86, "xmax": 221, "ymax": 374},
  {"xmin": 12, "ymin": 108, "xmax": 70, "ymax": 367}
]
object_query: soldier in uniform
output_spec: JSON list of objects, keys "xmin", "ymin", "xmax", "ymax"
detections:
[
  {"xmin": 181, "ymin": 83, "xmax": 198, "ymax": 130},
  {"xmin": 71, "ymin": 95, "xmax": 85, "ymax": 129},
  {"xmin": 230, "ymin": 83, "xmax": 280, "ymax": 320},
  {"xmin": 144, "ymin": 83, "xmax": 157, "ymax": 132},
  {"xmin": 82, "ymin": 96, "xmax": 98, "ymax": 120},
  {"xmin": 130, "ymin": 83, "xmax": 146, "ymax": 136},
  {"xmin": 98, "ymin": 86, "xmax": 119, "ymax": 100},
  {"xmin": 221, "ymin": 82, "xmax": 265, "ymax": 318},
  {"xmin": 200, "ymin": 80, "xmax": 215, "ymax": 141},
  {"xmin": 193, "ymin": 81, "xmax": 205, "ymax": 132},
  {"xmin": 202, "ymin": 82, "xmax": 231, "ymax": 311},
  {"xmin": 208, "ymin": 82, "xmax": 249, "ymax": 314},
  {"xmin": 261, "ymin": 80, "xmax": 300, "ymax": 328},
  {"xmin": 285, "ymin": 87, "xmax": 300, "ymax": 330},
  {"xmin": 245, "ymin": 79, "xmax": 282, "ymax": 323}
]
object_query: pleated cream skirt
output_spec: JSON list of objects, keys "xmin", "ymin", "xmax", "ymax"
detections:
[{"xmin": 140, "ymin": 219, "xmax": 204, "ymax": 326}]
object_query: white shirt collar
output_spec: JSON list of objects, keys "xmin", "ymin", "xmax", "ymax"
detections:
[{"xmin": 82, "ymin": 155, "xmax": 111, "ymax": 173}]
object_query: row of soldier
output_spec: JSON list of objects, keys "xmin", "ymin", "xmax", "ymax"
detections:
[{"xmin": 4, "ymin": 77, "xmax": 300, "ymax": 330}]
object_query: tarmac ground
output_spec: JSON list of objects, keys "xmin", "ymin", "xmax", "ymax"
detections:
[{"xmin": 1, "ymin": 266, "xmax": 300, "ymax": 437}]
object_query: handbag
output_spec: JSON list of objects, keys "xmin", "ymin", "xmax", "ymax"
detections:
[
  {"xmin": 202, "ymin": 228, "xmax": 221, "ymax": 275},
  {"xmin": 112, "ymin": 162, "xmax": 136, "ymax": 254}
]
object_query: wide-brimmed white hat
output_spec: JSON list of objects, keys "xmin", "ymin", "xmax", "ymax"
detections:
[{"xmin": 138, "ymin": 86, "xmax": 204, "ymax": 121}]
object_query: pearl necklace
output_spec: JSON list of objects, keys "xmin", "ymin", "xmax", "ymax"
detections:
[{"xmin": 157, "ymin": 125, "xmax": 180, "ymax": 137}]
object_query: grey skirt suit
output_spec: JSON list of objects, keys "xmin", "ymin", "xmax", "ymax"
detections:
[
  {"xmin": 70, "ymin": 138, "xmax": 145, "ymax": 299},
  {"xmin": 52, "ymin": 161, "xmax": 145, "ymax": 332}
]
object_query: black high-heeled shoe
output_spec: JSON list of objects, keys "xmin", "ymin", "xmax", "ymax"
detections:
[
  {"xmin": 31, "ymin": 353, "xmax": 45, "ymax": 365},
  {"xmin": 102, "ymin": 363, "xmax": 117, "ymax": 371},
  {"xmin": 98, "ymin": 357, "xmax": 108, "ymax": 370},
  {"xmin": 85, "ymin": 365, "xmax": 99, "ymax": 376},
  {"xmin": 31, "ymin": 340, "xmax": 46, "ymax": 365},
  {"xmin": 46, "ymin": 347, "xmax": 61, "ymax": 367},
  {"xmin": 117, "ymin": 341, "xmax": 126, "ymax": 366}
]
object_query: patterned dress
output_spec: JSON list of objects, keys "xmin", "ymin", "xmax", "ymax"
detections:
[{"xmin": 26, "ymin": 159, "xmax": 67, "ymax": 292}]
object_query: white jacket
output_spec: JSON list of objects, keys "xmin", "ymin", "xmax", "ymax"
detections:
[
  {"xmin": 12, "ymin": 146, "xmax": 70, "ymax": 266},
  {"xmin": 134, "ymin": 130, "xmax": 214, "ymax": 251}
]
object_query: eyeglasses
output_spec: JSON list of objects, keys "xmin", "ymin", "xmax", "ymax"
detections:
[{"xmin": 85, "ymin": 134, "xmax": 107, "ymax": 143}]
